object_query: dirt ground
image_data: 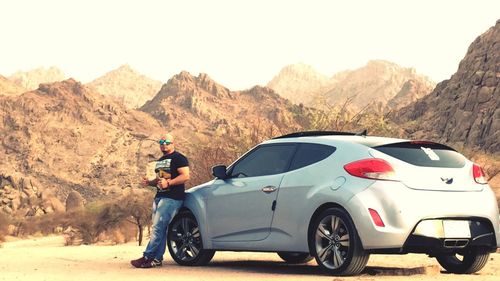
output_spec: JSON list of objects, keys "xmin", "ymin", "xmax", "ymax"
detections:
[{"xmin": 1, "ymin": 236, "xmax": 499, "ymax": 281}]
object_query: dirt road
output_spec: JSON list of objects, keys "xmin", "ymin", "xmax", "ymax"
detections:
[{"xmin": 1, "ymin": 236, "xmax": 499, "ymax": 281}]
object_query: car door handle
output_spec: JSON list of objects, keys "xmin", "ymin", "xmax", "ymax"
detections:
[{"xmin": 262, "ymin": 186, "xmax": 277, "ymax": 193}]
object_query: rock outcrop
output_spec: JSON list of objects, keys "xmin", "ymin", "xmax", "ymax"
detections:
[
  {"xmin": 0, "ymin": 79, "xmax": 161, "ymax": 216},
  {"xmin": 395, "ymin": 20, "xmax": 500, "ymax": 153}
]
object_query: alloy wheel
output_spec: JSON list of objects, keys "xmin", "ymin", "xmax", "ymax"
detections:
[
  {"xmin": 314, "ymin": 214, "xmax": 350, "ymax": 269},
  {"xmin": 169, "ymin": 216, "xmax": 202, "ymax": 262}
]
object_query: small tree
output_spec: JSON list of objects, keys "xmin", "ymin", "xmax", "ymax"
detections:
[{"xmin": 118, "ymin": 192, "xmax": 153, "ymax": 246}]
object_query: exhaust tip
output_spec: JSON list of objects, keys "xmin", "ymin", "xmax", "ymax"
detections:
[{"xmin": 443, "ymin": 239, "xmax": 469, "ymax": 248}]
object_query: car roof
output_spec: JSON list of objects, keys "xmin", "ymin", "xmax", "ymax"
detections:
[{"xmin": 263, "ymin": 135, "xmax": 408, "ymax": 148}]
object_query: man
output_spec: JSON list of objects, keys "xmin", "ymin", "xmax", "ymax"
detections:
[{"xmin": 131, "ymin": 132, "xmax": 190, "ymax": 268}]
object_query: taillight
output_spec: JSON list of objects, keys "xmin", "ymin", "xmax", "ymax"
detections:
[
  {"xmin": 344, "ymin": 158, "xmax": 398, "ymax": 181},
  {"xmin": 472, "ymin": 163, "xmax": 487, "ymax": 184}
]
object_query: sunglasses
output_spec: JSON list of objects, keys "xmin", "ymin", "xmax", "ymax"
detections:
[{"xmin": 158, "ymin": 140, "xmax": 172, "ymax": 145}]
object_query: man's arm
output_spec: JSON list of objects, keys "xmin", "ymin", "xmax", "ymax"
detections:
[
  {"xmin": 169, "ymin": 166, "xmax": 190, "ymax": 186},
  {"xmin": 142, "ymin": 177, "xmax": 159, "ymax": 187}
]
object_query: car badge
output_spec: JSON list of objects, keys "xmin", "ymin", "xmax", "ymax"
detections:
[{"xmin": 441, "ymin": 177, "xmax": 453, "ymax": 184}]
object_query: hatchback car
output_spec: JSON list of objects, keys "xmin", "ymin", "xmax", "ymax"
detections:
[{"xmin": 166, "ymin": 131, "xmax": 500, "ymax": 275}]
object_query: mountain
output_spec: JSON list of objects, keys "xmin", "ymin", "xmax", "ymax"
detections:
[
  {"xmin": 386, "ymin": 79, "xmax": 436, "ymax": 111},
  {"xmin": 322, "ymin": 60, "xmax": 435, "ymax": 111},
  {"xmin": 0, "ymin": 75, "xmax": 27, "ymax": 96},
  {"xmin": 394, "ymin": 20, "xmax": 500, "ymax": 153},
  {"xmin": 268, "ymin": 61, "xmax": 435, "ymax": 112},
  {"xmin": 87, "ymin": 65, "xmax": 163, "ymax": 108},
  {"xmin": 141, "ymin": 71, "xmax": 312, "ymax": 141},
  {"xmin": 8, "ymin": 66, "xmax": 65, "ymax": 90},
  {"xmin": 267, "ymin": 63, "xmax": 334, "ymax": 105},
  {"xmin": 0, "ymin": 73, "xmax": 314, "ymax": 218},
  {"xmin": 0, "ymin": 79, "xmax": 162, "ymax": 216}
]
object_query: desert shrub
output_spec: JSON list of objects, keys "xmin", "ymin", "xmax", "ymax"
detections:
[
  {"xmin": 0, "ymin": 212, "xmax": 10, "ymax": 242},
  {"xmin": 64, "ymin": 200, "xmax": 128, "ymax": 245},
  {"xmin": 33, "ymin": 212, "xmax": 67, "ymax": 235}
]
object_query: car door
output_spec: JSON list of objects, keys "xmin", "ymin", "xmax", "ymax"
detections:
[{"xmin": 205, "ymin": 144, "xmax": 296, "ymax": 242}]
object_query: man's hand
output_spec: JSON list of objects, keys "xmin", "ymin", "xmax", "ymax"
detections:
[
  {"xmin": 157, "ymin": 178, "xmax": 170, "ymax": 190},
  {"xmin": 141, "ymin": 176, "xmax": 149, "ymax": 187}
]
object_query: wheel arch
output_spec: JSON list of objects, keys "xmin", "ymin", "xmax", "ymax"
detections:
[
  {"xmin": 307, "ymin": 202, "xmax": 365, "ymax": 252},
  {"xmin": 173, "ymin": 201, "xmax": 213, "ymax": 249}
]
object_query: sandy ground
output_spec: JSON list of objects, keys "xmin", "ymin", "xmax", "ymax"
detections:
[{"xmin": 1, "ymin": 236, "xmax": 499, "ymax": 281}]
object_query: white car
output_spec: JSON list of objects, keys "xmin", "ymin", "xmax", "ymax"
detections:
[{"xmin": 167, "ymin": 131, "xmax": 500, "ymax": 275}]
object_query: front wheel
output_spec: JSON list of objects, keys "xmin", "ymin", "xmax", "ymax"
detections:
[
  {"xmin": 167, "ymin": 212, "xmax": 215, "ymax": 266},
  {"xmin": 310, "ymin": 208, "xmax": 369, "ymax": 276},
  {"xmin": 436, "ymin": 249, "xmax": 490, "ymax": 274},
  {"xmin": 277, "ymin": 252, "xmax": 314, "ymax": 264}
]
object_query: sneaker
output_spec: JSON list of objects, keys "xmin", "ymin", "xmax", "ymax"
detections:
[
  {"xmin": 140, "ymin": 258, "xmax": 162, "ymax": 268},
  {"xmin": 130, "ymin": 256, "xmax": 147, "ymax": 268}
]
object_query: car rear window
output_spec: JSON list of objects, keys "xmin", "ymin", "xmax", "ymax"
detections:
[{"xmin": 373, "ymin": 142, "xmax": 465, "ymax": 168}]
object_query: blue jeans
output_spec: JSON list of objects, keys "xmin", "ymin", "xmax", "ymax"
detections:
[{"xmin": 143, "ymin": 197, "xmax": 183, "ymax": 261}]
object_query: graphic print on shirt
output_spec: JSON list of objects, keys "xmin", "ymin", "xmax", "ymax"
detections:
[{"xmin": 155, "ymin": 159, "xmax": 172, "ymax": 180}]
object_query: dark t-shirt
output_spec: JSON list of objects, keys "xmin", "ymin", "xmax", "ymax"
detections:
[{"xmin": 154, "ymin": 151, "xmax": 189, "ymax": 200}]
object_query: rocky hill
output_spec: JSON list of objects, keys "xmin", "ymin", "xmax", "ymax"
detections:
[
  {"xmin": 141, "ymin": 71, "xmax": 312, "ymax": 142},
  {"xmin": 323, "ymin": 60, "xmax": 435, "ymax": 112},
  {"xmin": 0, "ymin": 75, "xmax": 27, "ymax": 96},
  {"xmin": 8, "ymin": 66, "xmax": 65, "ymax": 90},
  {"xmin": 395, "ymin": 20, "xmax": 500, "ymax": 153},
  {"xmin": 0, "ymin": 79, "xmax": 162, "ymax": 217},
  {"xmin": 267, "ymin": 63, "xmax": 334, "ymax": 105},
  {"xmin": 87, "ymin": 65, "xmax": 163, "ymax": 108}
]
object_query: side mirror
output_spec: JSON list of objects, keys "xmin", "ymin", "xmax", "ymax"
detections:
[{"xmin": 212, "ymin": 165, "xmax": 228, "ymax": 180}]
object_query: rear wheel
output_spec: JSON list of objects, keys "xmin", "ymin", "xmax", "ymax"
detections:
[
  {"xmin": 277, "ymin": 252, "xmax": 314, "ymax": 264},
  {"xmin": 436, "ymin": 249, "xmax": 490, "ymax": 274},
  {"xmin": 167, "ymin": 212, "xmax": 215, "ymax": 266},
  {"xmin": 310, "ymin": 208, "xmax": 369, "ymax": 276}
]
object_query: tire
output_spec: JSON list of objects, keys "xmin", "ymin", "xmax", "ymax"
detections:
[
  {"xmin": 309, "ymin": 207, "xmax": 370, "ymax": 276},
  {"xmin": 167, "ymin": 212, "xmax": 215, "ymax": 266},
  {"xmin": 436, "ymin": 248, "xmax": 490, "ymax": 274},
  {"xmin": 277, "ymin": 252, "xmax": 314, "ymax": 264}
]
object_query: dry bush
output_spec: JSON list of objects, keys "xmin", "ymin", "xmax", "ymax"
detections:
[
  {"xmin": 32, "ymin": 212, "xmax": 66, "ymax": 236},
  {"xmin": 63, "ymin": 201, "xmax": 128, "ymax": 245},
  {"xmin": 61, "ymin": 193, "xmax": 154, "ymax": 245},
  {"xmin": 0, "ymin": 212, "xmax": 10, "ymax": 242},
  {"xmin": 114, "ymin": 221, "xmax": 137, "ymax": 243}
]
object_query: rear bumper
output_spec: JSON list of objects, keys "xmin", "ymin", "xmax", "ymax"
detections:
[
  {"xmin": 345, "ymin": 181, "xmax": 500, "ymax": 252},
  {"xmin": 402, "ymin": 217, "xmax": 497, "ymax": 255}
]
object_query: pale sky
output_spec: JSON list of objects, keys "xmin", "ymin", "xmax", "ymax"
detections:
[{"xmin": 0, "ymin": 0, "xmax": 499, "ymax": 90}]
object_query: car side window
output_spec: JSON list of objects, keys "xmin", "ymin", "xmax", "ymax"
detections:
[
  {"xmin": 230, "ymin": 144, "xmax": 296, "ymax": 178},
  {"xmin": 289, "ymin": 143, "xmax": 336, "ymax": 171}
]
